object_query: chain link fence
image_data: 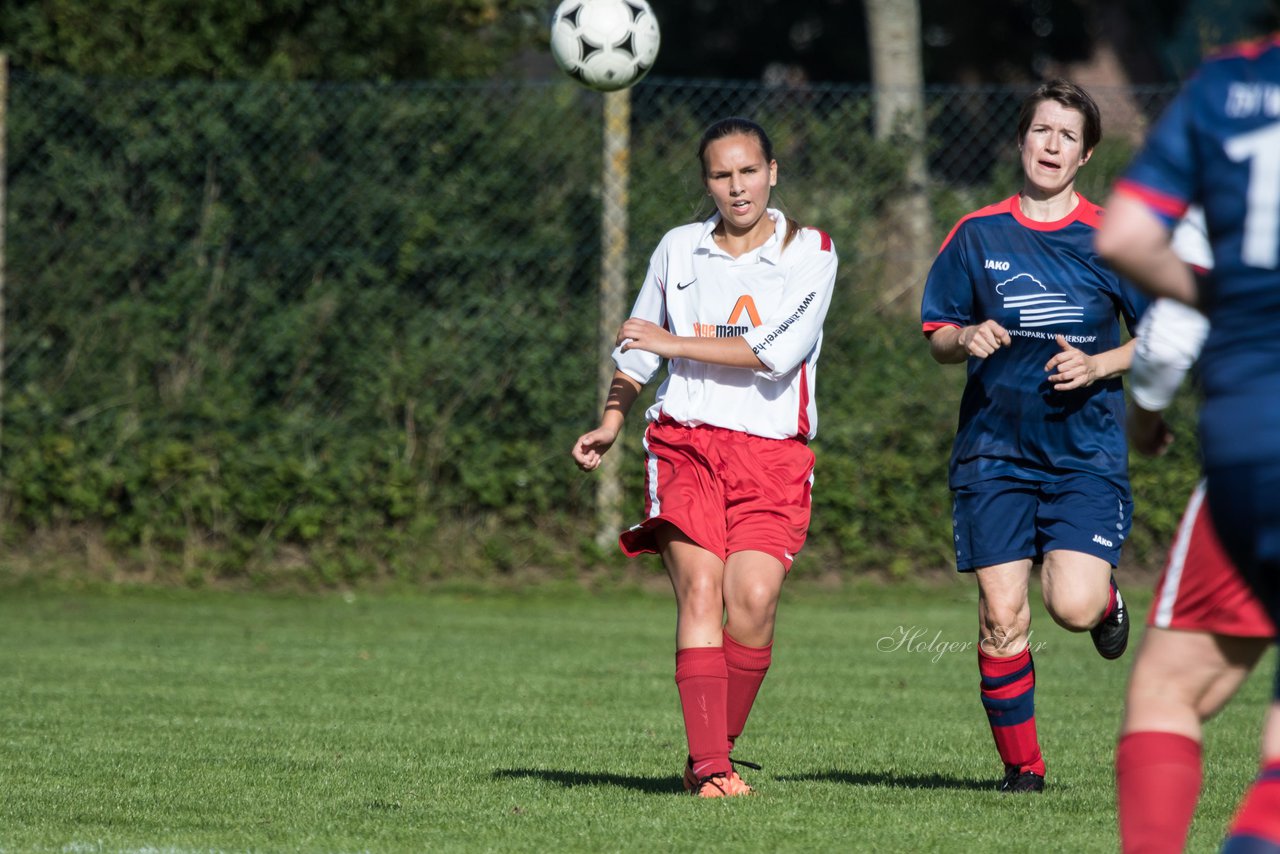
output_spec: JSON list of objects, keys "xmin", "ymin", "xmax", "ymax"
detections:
[{"xmin": 0, "ymin": 66, "xmax": 1187, "ymax": 581}]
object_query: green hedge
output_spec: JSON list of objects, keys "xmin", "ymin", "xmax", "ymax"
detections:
[{"xmin": 0, "ymin": 72, "xmax": 1197, "ymax": 584}]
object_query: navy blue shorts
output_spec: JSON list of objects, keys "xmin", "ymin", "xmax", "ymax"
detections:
[
  {"xmin": 1205, "ymin": 462, "xmax": 1280, "ymax": 632},
  {"xmin": 951, "ymin": 474, "xmax": 1132, "ymax": 572}
]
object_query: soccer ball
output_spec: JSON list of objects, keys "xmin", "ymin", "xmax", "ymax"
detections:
[{"xmin": 549, "ymin": 0, "xmax": 661, "ymax": 92}]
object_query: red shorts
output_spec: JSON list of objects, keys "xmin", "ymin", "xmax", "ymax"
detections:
[
  {"xmin": 1148, "ymin": 481, "xmax": 1275, "ymax": 638},
  {"xmin": 619, "ymin": 419, "xmax": 815, "ymax": 570}
]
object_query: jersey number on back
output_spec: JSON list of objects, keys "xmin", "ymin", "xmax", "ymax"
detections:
[{"xmin": 1225, "ymin": 121, "xmax": 1280, "ymax": 269}]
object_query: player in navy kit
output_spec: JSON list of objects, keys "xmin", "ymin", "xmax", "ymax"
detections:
[
  {"xmin": 1096, "ymin": 33, "xmax": 1280, "ymax": 853},
  {"xmin": 1104, "ymin": 211, "xmax": 1275, "ymax": 854},
  {"xmin": 921, "ymin": 80, "xmax": 1146, "ymax": 794},
  {"xmin": 571, "ymin": 117, "xmax": 837, "ymax": 798}
]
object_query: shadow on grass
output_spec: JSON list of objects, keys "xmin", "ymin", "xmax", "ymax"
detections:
[
  {"xmin": 494, "ymin": 768, "xmax": 679, "ymax": 794},
  {"xmin": 775, "ymin": 769, "xmax": 993, "ymax": 791},
  {"xmin": 496, "ymin": 767, "xmax": 993, "ymax": 794}
]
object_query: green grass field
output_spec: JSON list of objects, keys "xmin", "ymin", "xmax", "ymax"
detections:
[{"xmin": 0, "ymin": 580, "xmax": 1272, "ymax": 853}]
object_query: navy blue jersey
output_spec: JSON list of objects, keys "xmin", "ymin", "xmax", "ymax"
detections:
[
  {"xmin": 921, "ymin": 194, "xmax": 1148, "ymax": 493},
  {"xmin": 1116, "ymin": 35, "xmax": 1280, "ymax": 468}
]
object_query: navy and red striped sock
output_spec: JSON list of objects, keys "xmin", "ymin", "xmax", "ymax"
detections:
[
  {"xmin": 675, "ymin": 646, "xmax": 731, "ymax": 779},
  {"xmin": 1101, "ymin": 580, "xmax": 1118, "ymax": 620},
  {"xmin": 723, "ymin": 630, "xmax": 772, "ymax": 754},
  {"xmin": 978, "ymin": 645, "xmax": 1045, "ymax": 776},
  {"xmin": 1116, "ymin": 731, "xmax": 1202, "ymax": 854},
  {"xmin": 1222, "ymin": 761, "xmax": 1280, "ymax": 853}
]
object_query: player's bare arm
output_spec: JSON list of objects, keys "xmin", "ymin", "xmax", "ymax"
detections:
[
  {"xmin": 572, "ymin": 371, "xmax": 642, "ymax": 472},
  {"xmin": 1096, "ymin": 193, "xmax": 1200, "ymax": 307},
  {"xmin": 617, "ymin": 317, "xmax": 765, "ymax": 369},
  {"xmin": 929, "ymin": 320, "xmax": 1012, "ymax": 364},
  {"xmin": 1045, "ymin": 335, "xmax": 1136, "ymax": 390}
]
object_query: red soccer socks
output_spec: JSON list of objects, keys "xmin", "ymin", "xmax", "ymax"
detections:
[
  {"xmin": 1116, "ymin": 731, "xmax": 1202, "ymax": 854},
  {"xmin": 675, "ymin": 646, "xmax": 731, "ymax": 779},
  {"xmin": 723, "ymin": 630, "xmax": 772, "ymax": 754}
]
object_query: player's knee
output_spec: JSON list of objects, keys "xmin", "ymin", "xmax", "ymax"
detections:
[
  {"xmin": 1048, "ymin": 608, "xmax": 1094, "ymax": 632},
  {"xmin": 981, "ymin": 604, "xmax": 1030, "ymax": 641},
  {"xmin": 728, "ymin": 579, "xmax": 778, "ymax": 617},
  {"xmin": 1046, "ymin": 597, "xmax": 1105, "ymax": 631},
  {"xmin": 979, "ymin": 623, "xmax": 1031, "ymax": 657},
  {"xmin": 725, "ymin": 604, "xmax": 777, "ymax": 644},
  {"xmin": 675, "ymin": 574, "xmax": 723, "ymax": 616}
]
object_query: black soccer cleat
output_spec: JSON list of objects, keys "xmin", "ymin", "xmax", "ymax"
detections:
[
  {"xmin": 1000, "ymin": 765, "xmax": 1046, "ymax": 793},
  {"xmin": 1091, "ymin": 575, "xmax": 1129, "ymax": 660}
]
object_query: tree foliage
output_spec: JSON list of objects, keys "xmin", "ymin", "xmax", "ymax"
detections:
[
  {"xmin": 0, "ymin": 0, "xmax": 546, "ymax": 80},
  {"xmin": 5, "ymin": 0, "xmax": 1278, "ymax": 88},
  {"xmin": 646, "ymin": 0, "xmax": 1278, "ymax": 85}
]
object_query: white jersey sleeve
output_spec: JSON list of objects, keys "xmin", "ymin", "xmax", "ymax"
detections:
[
  {"xmin": 1169, "ymin": 205, "xmax": 1213, "ymax": 271},
  {"xmin": 1129, "ymin": 208, "xmax": 1212, "ymax": 412},
  {"xmin": 612, "ymin": 242, "xmax": 670, "ymax": 387},
  {"xmin": 1131, "ymin": 299, "xmax": 1210, "ymax": 411},
  {"xmin": 743, "ymin": 227, "xmax": 838, "ymax": 379}
]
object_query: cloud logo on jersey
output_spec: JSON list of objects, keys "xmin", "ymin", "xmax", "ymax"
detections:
[
  {"xmin": 996, "ymin": 272, "xmax": 1084, "ymax": 327},
  {"xmin": 694, "ymin": 295, "xmax": 761, "ymax": 338}
]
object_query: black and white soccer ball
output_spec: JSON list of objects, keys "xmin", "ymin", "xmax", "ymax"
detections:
[{"xmin": 549, "ymin": 0, "xmax": 661, "ymax": 92}]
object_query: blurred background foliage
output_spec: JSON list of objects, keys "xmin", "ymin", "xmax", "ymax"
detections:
[
  {"xmin": 0, "ymin": 69, "xmax": 1200, "ymax": 586},
  {"xmin": 0, "ymin": 0, "xmax": 1239, "ymax": 586}
]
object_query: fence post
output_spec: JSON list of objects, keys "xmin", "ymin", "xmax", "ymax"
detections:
[
  {"xmin": 0, "ymin": 53, "xmax": 8, "ymax": 487},
  {"xmin": 595, "ymin": 88, "xmax": 630, "ymax": 550}
]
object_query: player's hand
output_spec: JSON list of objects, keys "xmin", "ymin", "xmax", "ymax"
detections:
[
  {"xmin": 1127, "ymin": 406, "xmax": 1174, "ymax": 456},
  {"xmin": 616, "ymin": 318, "xmax": 680, "ymax": 359},
  {"xmin": 571, "ymin": 426, "xmax": 619, "ymax": 472},
  {"xmin": 958, "ymin": 320, "xmax": 1012, "ymax": 358},
  {"xmin": 1045, "ymin": 335, "xmax": 1100, "ymax": 390}
]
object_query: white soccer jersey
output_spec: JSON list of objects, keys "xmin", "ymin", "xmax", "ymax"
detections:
[
  {"xmin": 1130, "ymin": 209, "xmax": 1213, "ymax": 412},
  {"xmin": 613, "ymin": 209, "xmax": 838, "ymax": 440}
]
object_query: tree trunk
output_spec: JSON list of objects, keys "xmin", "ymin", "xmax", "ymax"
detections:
[{"xmin": 864, "ymin": 0, "xmax": 932, "ymax": 312}]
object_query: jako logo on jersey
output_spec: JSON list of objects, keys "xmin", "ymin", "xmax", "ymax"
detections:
[
  {"xmin": 694, "ymin": 295, "xmax": 761, "ymax": 338},
  {"xmin": 1092, "ymin": 534, "xmax": 1114, "ymax": 548},
  {"xmin": 995, "ymin": 272, "xmax": 1084, "ymax": 327},
  {"xmin": 983, "ymin": 259, "xmax": 1011, "ymax": 271}
]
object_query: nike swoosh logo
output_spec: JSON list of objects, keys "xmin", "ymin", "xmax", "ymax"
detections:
[{"xmin": 675, "ymin": 279, "xmax": 697, "ymax": 290}]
